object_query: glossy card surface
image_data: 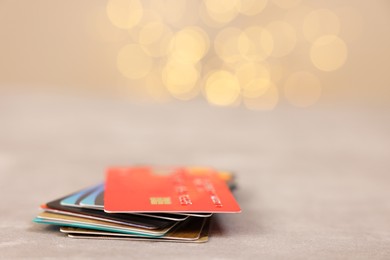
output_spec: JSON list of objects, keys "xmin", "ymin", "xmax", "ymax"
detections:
[{"xmin": 104, "ymin": 167, "xmax": 241, "ymax": 213}]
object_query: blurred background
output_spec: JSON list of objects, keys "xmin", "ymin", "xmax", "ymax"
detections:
[
  {"xmin": 1, "ymin": 1, "xmax": 390, "ymax": 257},
  {"xmin": 1, "ymin": 0, "xmax": 389, "ymax": 108}
]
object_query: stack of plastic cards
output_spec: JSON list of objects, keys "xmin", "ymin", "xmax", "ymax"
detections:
[{"xmin": 34, "ymin": 166, "xmax": 240, "ymax": 243}]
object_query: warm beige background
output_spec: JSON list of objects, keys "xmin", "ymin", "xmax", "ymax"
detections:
[{"xmin": 0, "ymin": 0, "xmax": 390, "ymax": 106}]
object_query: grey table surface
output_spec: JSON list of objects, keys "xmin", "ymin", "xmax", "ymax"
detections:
[{"xmin": 1, "ymin": 94, "xmax": 390, "ymax": 259}]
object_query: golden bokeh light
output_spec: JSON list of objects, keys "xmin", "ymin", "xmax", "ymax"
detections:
[
  {"xmin": 106, "ymin": 0, "xmax": 143, "ymax": 29},
  {"xmin": 117, "ymin": 44, "xmax": 153, "ymax": 79},
  {"xmin": 199, "ymin": 2, "xmax": 233, "ymax": 28},
  {"xmin": 139, "ymin": 22, "xmax": 166, "ymax": 45},
  {"xmin": 310, "ymin": 35, "xmax": 348, "ymax": 72},
  {"xmin": 214, "ymin": 27, "xmax": 243, "ymax": 64},
  {"xmin": 205, "ymin": 70, "xmax": 241, "ymax": 106},
  {"xmin": 266, "ymin": 21, "xmax": 297, "ymax": 57},
  {"xmin": 199, "ymin": 3, "xmax": 221, "ymax": 28},
  {"xmin": 138, "ymin": 22, "xmax": 173, "ymax": 57},
  {"xmin": 127, "ymin": 9, "xmax": 172, "ymax": 57},
  {"xmin": 200, "ymin": 58, "xmax": 230, "ymax": 97},
  {"xmin": 102, "ymin": 0, "xmax": 353, "ymax": 109},
  {"xmin": 303, "ymin": 9, "xmax": 340, "ymax": 43},
  {"xmin": 203, "ymin": 0, "xmax": 240, "ymax": 25},
  {"xmin": 170, "ymin": 27, "xmax": 210, "ymax": 63},
  {"xmin": 238, "ymin": 26, "xmax": 274, "ymax": 62},
  {"xmin": 243, "ymin": 83, "xmax": 279, "ymax": 110},
  {"xmin": 272, "ymin": 0, "xmax": 302, "ymax": 9},
  {"xmin": 235, "ymin": 62, "xmax": 270, "ymax": 90},
  {"xmin": 239, "ymin": 0, "xmax": 268, "ymax": 16},
  {"xmin": 152, "ymin": 0, "xmax": 187, "ymax": 26},
  {"xmin": 284, "ymin": 71, "xmax": 321, "ymax": 107},
  {"xmin": 242, "ymin": 78, "xmax": 272, "ymax": 98},
  {"xmin": 172, "ymin": 1, "xmax": 200, "ymax": 28},
  {"xmin": 127, "ymin": 9, "xmax": 162, "ymax": 41},
  {"xmin": 162, "ymin": 60, "xmax": 200, "ymax": 100},
  {"xmin": 204, "ymin": 0, "xmax": 240, "ymax": 14}
]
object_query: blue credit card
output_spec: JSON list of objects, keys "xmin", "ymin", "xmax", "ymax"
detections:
[
  {"xmin": 60, "ymin": 184, "xmax": 102, "ymax": 207},
  {"xmin": 79, "ymin": 184, "xmax": 105, "ymax": 209}
]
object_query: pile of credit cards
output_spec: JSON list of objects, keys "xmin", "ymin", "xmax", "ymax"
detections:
[{"xmin": 33, "ymin": 166, "xmax": 241, "ymax": 243}]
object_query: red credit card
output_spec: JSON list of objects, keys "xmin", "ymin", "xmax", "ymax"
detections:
[{"xmin": 104, "ymin": 167, "xmax": 241, "ymax": 213}]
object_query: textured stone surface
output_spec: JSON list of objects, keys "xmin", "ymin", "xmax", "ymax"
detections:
[{"xmin": 1, "ymin": 94, "xmax": 390, "ymax": 259}]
